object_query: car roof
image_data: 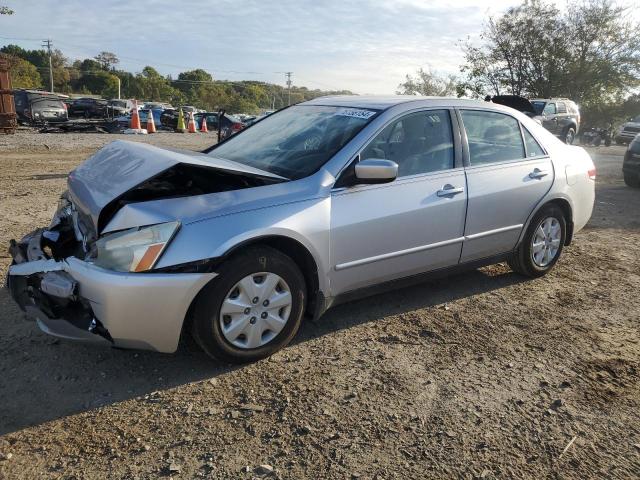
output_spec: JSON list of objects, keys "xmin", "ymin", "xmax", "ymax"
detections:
[{"xmin": 300, "ymin": 95, "xmax": 515, "ymax": 111}]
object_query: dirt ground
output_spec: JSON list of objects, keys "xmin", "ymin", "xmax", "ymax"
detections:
[{"xmin": 0, "ymin": 131, "xmax": 638, "ymax": 479}]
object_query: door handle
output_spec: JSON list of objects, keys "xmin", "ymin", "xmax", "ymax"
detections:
[
  {"xmin": 437, "ymin": 184, "xmax": 465, "ymax": 197},
  {"xmin": 529, "ymin": 168, "xmax": 549, "ymax": 179}
]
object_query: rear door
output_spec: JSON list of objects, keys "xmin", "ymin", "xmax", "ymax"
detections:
[
  {"xmin": 458, "ymin": 109, "xmax": 553, "ymax": 262},
  {"xmin": 556, "ymin": 101, "xmax": 569, "ymax": 133},
  {"xmin": 542, "ymin": 102, "xmax": 558, "ymax": 134},
  {"xmin": 330, "ymin": 108, "xmax": 467, "ymax": 295}
]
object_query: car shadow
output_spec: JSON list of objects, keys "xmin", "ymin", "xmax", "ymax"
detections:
[{"xmin": 0, "ymin": 265, "xmax": 526, "ymax": 435}]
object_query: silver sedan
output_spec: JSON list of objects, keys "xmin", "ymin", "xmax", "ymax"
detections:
[{"xmin": 8, "ymin": 96, "xmax": 596, "ymax": 362}]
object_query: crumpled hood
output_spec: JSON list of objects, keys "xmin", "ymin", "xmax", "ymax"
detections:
[{"xmin": 67, "ymin": 140, "xmax": 286, "ymax": 234}]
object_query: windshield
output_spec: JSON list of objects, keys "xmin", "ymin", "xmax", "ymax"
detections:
[
  {"xmin": 531, "ymin": 101, "xmax": 546, "ymax": 115},
  {"xmin": 109, "ymin": 100, "xmax": 127, "ymax": 107},
  {"xmin": 207, "ymin": 105, "xmax": 378, "ymax": 179},
  {"xmin": 631, "ymin": 115, "xmax": 640, "ymax": 123},
  {"xmin": 27, "ymin": 94, "xmax": 63, "ymax": 109}
]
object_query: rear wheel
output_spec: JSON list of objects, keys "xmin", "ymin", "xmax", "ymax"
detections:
[
  {"xmin": 624, "ymin": 172, "xmax": 640, "ymax": 188},
  {"xmin": 564, "ymin": 127, "xmax": 576, "ymax": 145},
  {"xmin": 508, "ymin": 205, "xmax": 566, "ymax": 278},
  {"xmin": 191, "ymin": 246, "xmax": 306, "ymax": 363}
]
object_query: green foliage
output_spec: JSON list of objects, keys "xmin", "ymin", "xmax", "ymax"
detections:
[
  {"xmin": 0, "ymin": 6, "xmax": 13, "ymax": 14},
  {"xmin": 94, "ymin": 51, "xmax": 119, "ymax": 70},
  {"xmin": 75, "ymin": 70, "xmax": 119, "ymax": 98},
  {"xmin": 459, "ymin": 0, "xmax": 640, "ymax": 109},
  {"xmin": 397, "ymin": 68, "xmax": 458, "ymax": 96},
  {"xmin": 1, "ymin": 54, "xmax": 41, "ymax": 89}
]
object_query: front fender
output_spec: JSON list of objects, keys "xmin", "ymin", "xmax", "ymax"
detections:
[{"xmin": 155, "ymin": 197, "xmax": 332, "ymax": 293}]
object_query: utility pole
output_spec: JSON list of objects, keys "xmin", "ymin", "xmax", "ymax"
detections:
[
  {"xmin": 285, "ymin": 72, "xmax": 293, "ymax": 106},
  {"xmin": 42, "ymin": 39, "xmax": 53, "ymax": 92}
]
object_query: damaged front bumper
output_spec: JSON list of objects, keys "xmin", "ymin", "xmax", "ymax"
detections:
[{"xmin": 8, "ymin": 229, "xmax": 216, "ymax": 353}]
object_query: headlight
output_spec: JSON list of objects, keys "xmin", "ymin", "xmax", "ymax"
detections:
[{"xmin": 93, "ymin": 221, "xmax": 180, "ymax": 272}]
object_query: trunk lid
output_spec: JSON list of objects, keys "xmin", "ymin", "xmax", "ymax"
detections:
[
  {"xmin": 67, "ymin": 140, "xmax": 285, "ymax": 235},
  {"xmin": 487, "ymin": 95, "xmax": 536, "ymax": 115}
]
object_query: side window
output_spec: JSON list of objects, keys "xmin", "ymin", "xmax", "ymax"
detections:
[
  {"xmin": 361, "ymin": 109, "xmax": 454, "ymax": 177},
  {"xmin": 522, "ymin": 126, "xmax": 546, "ymax": 157},
  {"xmin": 14, "ymin": 93, "xmax": 26, "ymax": 111},
  {"xmin": 557, "ymin": 102, "xmax": 567, "ymax": 114},
  {"xmin": 460, "ymin": 110, "xmax": 525, "ymax": 165},
  {"xmin": 543, "ymin": 103, "xmax": 557, "ymax": 115}
]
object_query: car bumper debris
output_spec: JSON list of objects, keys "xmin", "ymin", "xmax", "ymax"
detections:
[{"xmin": 7, "ymin": 219, "xmax": 215, "ymax": 354}]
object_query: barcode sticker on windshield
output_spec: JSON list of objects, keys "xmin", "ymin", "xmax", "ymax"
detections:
[{"xmin": 336, "ymin": 109, "xmax": 377, "ymax": 119}]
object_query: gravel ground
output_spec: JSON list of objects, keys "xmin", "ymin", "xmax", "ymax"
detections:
[{"xmin": 0, "ymin": 133, "xmax": 638, "ymax": 479}]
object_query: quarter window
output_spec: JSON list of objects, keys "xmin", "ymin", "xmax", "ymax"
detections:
[
  {"xmin": 522, "ymin": 127, "xmax": 546, "ymax": 157},
  {"xmin": 361, "ymin": 109, "xmax": 454, "ymax": 177},
  {"xmin": 557, "ymin": 102, "xmax": 567, "ymax": 113},
  {"xmin": 460, "ymin": 110, "xmax": 525, "ymax": 165}
]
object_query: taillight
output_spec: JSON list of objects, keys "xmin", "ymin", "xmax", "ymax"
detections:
[
  {"xmin": 232, "ymin": 122, "xmax": 242, "ymax": 131},
  {"xmin": 588, "ymin": 167, "xmax": 596, "ymax": 180}
]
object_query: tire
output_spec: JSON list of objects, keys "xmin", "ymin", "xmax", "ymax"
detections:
[
  {"xmin": 564, "ymin": 127, "xmax": 576, "ymax": 145},
  {"xmin": 508, "ymin": 205, "xmax": 566, "ymax": 278},
  {"xmin": 624, "ymin": 172, "xmax": 640, "ymax": 188},
  {"xmin": 191, "ymin": 246, "xmax": 306, "ymax": 363}
]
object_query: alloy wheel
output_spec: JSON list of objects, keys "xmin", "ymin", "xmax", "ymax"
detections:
[
  {"xmin": 218, "ymin": 272, "xmax": 292, "ymax": 349},
  {"xmin": 531, "ymin": 217, "xmax": 562, "ymax": 267}
]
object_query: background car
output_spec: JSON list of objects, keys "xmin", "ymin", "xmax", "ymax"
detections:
[
  {"xmin": 530, "ymin": 98, "xmax": 580, "ymax": 144},
  {"xmin": 487, "ymin": 95, "xmax": 580, "ymax": 145},
  {"xmin": 13, "ymin": 89, "xmax": 68, "ymax": 124},
  {"xmin": 106, "ymin": 99, "xmax": 135, "ymax": 117},
  {"xmin": 615, "ymin": 115, "xmax": 640, "ymax": 145},
  {"xmin": 68, "ymin": 97, "xmax": 109, "ymax": 118},
  {"xmin": 622, "ymin": 135, "xmax": 640, "ymax": 187}
]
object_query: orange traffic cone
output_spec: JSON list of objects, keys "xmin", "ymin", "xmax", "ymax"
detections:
[
  {"xmin": 187, "ymin": 111, "xmax": 197, "ymax": 133},
  {"xmin": 146, "ymin": 109, "xmax": 156, "ymax": 133},
  {"xmin": 130, "ymin": 101, "xmax": 142, "ymax": 130},
  {"xmin": 200, "ymin": 114, "xmax": 208, "ymax": 133}
]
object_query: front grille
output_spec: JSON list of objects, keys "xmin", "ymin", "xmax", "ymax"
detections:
[{"xmin": 623, "ymin": 126, "xmax": 640, "ymax": 134}]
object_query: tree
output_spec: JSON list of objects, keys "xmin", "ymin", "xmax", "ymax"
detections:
[
  {"xmin": 75, "ymin": 70, "xmax": 119, "ymax": 97},
  {"xmin": 1, "ymin": 54, "xmax": 41, "ymax": 88},
  {"xmin": 397, "ymin": 68, "xmax": 458, "ymax": 96},
  {"xmin": 459, "ymin": 0, "xmax": 640, "ymax": 106},
  {"xmin": 0, "ymin": 6, "xmax": 13, "ymax": 14},
  {"xmin": 94, "ymin": 51, "xmax": 119, "ymax": 71}
]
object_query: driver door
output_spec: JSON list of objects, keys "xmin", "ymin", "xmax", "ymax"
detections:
[{"xmin": 329, "ymin": 109, "xmax": 467, "ymax": 295}]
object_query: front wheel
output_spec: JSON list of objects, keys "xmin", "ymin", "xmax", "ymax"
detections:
[
  {"xmin": 508, "ymin": 205, "xmax": 566, "ymax": 278},
  {"xmin": 191, "ymin": 246, "xmax": 306, "ymax": 363},
  {"xmin": 624, "ymin": 172, "xmax": 640, "ymax": 188}
]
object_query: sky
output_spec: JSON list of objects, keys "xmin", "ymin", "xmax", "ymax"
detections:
[{"xmin": 0, "ymin": 0, "xmax": 565, "ymax": 94}]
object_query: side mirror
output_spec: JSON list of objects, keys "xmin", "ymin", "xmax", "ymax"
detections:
[{"xmin": 354, "ymin": 158, "xmax": 398, "ymax": 184}]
